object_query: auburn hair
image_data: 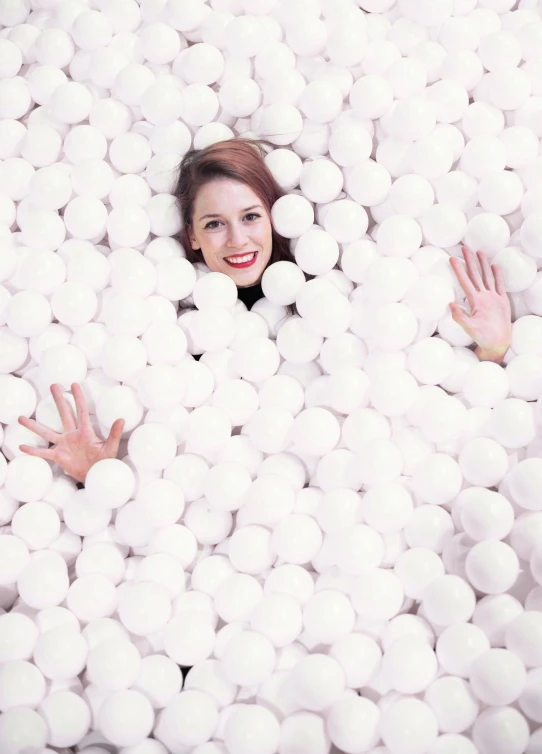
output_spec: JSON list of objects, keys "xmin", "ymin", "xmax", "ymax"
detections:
[{"xmin": 174, "ymin": 137, "xmax": 295, "ymax": 267}]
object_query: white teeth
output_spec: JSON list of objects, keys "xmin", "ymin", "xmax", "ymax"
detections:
[{"xmin": 225, "ymin": 252, "xmax": 256, "ymax": 265}]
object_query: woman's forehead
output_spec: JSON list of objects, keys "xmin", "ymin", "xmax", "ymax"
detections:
[{"xmin": 194, "ymin": 178, "xmax": 261, "ymax": 215}]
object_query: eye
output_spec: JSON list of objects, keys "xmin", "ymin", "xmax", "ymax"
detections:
[
  {"xmin": 204, "ymin": 220, "xmax": 220, "ymax": 230},
  {"xmin": 245, "ymin": 213, "xmax": 261, "ymax": 222}
]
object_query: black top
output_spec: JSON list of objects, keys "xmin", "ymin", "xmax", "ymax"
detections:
[{"xmin": 236, "ymin": 282, "xmax": 263, "ymax": 310}]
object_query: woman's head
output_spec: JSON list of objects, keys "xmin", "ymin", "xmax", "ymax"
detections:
[{"xmin": 175, "ymin": 137, "xmax": 293, "ymax": 287}]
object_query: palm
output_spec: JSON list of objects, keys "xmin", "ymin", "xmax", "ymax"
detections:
[
  {"xmin": 19, "ymin": 383, "xmax": 124, "ymax": 484},
  {"xmin": 458, "ymin": 288, "xmax": 511, "ymax": 351},
  {"xmin": 52, "ymin": 425, "xmax": 116, "ymax": 482},
  {"xmin": 449, "ymin": 246, "xmax": 512, "ymax": 363}
]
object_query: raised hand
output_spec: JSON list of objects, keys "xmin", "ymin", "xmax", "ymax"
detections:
[
  {"xmin": 449, "ymin": 245, "xmax": 512, "ymax": 365},
  {"xmin": 18, "ymin": 383, "xmax": 125, "ymax": 484}
]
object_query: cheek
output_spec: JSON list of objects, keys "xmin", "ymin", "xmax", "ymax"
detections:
[
  {"xmin": 198, "ymin": 236, "xmax": 223, "ymax": 271},
  {"xmin": 200, "ymin": 249, "xmax": 221, "ymax": 272},
  {"xmin": 261, "ymin": 226, "xmax": 274, "ymax": 260},
  {"xmin": 253, "ymin": 220, "xmax": 273, "ymax": 250}
]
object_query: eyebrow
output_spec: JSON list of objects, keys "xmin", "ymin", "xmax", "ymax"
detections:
[{"xmin": 198, "ymin": 205, "xmax": 263, "ymax": 221}]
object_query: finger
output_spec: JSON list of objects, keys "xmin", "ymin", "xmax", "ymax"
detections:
[
  {"xmin": 50, "ymin": 383, "xmax": 77, "ymax": 432},
  {"xmin": 19, "ymin": 445, "xmax": 58, "ymax": 461},
  {"xmin": 477, "ymin": 250, "xmax": 496, "ymax": 292},
  {"xmin": 462, "ymin": 246, "xmax": 484, "ymax": 291},
  {"xmin": 72, "ymin": 383, "xmax": 91, "ymax": 429},
  {"xmin": 492, "ymin": 264, "xmax": 507, "ymax": 297},
  {"xmin": 104, "ymin": 418, "xmax": 125, "ymax": 457},
  {"xmin": 449, "ymin": 256, "xmax": 476, "ymax": 308},
  {"xmin": 18, "ymin": 416, "xmax": 61, "ymax": 445}
]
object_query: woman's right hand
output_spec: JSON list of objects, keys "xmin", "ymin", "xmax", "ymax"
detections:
[
  {"xmin": 18, "ymin": 383, "xmax": 125, "ymax": 484},
  {"xmin": 448, "ymin": 246, "xmax": 512, "ymax": 365}
]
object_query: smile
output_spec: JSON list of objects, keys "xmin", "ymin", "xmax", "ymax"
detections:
[{"xmin": 224, "ymin": 252, "xmax": 258, "ymax": 268}]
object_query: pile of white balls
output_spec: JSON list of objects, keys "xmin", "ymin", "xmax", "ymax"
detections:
[{"xmin": 2, "ymin": 0, "xmax": 542, "ymax": 752}]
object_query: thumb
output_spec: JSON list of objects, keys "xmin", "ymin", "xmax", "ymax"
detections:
[
  {"xmin": 104, "ymin": 418, "xmax": 125, "ymax": 457},
  {"xmin": 449, "ymin": 302, "xmax": 470, "ymax": 328}
]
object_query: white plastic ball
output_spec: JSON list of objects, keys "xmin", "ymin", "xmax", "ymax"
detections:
[
  {"xmin": 221, "ymin": 630, "xmax": 276, "ymax": 687},
  {"xmin": 346, "ymin": 159, "xmax": 392, "ymax": 206},
  {"xmin": 489, "ymin": 398, "xmax": 536, "ymax": 449},
  {"xmin": 261, "ymin": 261, "xmax": 305, "ymax": 306},
  {"xmin": 0, "ymin": 660, "xmax": 46, "ymax": 711},
  {"xmin": 300, "ymin": 158, "xmax": 343, "ymax": 204},
  {"xmin": 33, "ymin": 626, "xmax": 87, "ymax": 681},
  {"xmin": 327, "ymin": 696, "xmax": 380, "ymax": 754},
  {"xmin": 458, "ymin": 438, "xmax": 508, "ymax": 488},
  {"xmin": 257, "ymin": 103, "xmax": 303, "ymax": 146},
  {"xmin": 272, "ymin": 514, "xmax": 323, "ymax": 566},
  {"xmin": 458, "ymin": 488, "xmax": 514, "ymax": 542},
  {"xmin": 270, "ymin": 194, "xmax": 314, "ymax": 239},
  {"xmin": 5, "ymin": 456, "xmax": 53, "ymax": 504},
  {"xmin": 39, "ymin": 690, "xmax": 91, "ymax": 748},
  {"xmin": 383, "ymin": 635, "xmax": 438, "ymax": 694},
  {"xmin": 302, "ymin": 590, "xmax": 356, "ymax": 645},
  {"xmin": 350, "ymin": 74, "xmax": 394, "ymax": 119},
  {"xmin": 472, "ymin": 707, "xmax": 529, "ymax": 754},
  {"xmin": 11, "ymin": 502, "xmax": 60, "ymax": 550},
  {"xmin": 380, "ymin": 698, "xmax": 438, "ymax": 754},
  {"xmin": 394, "ymin": 548, "xmax": 445, "ymax": 600},
  {"xmin": 329, "ymin": 121, "xmax": 372, "ymax": 167},
  {"xmin": 18, "ymin": 551, "xmax": 69, "ymax": 610},
  {"xmin": 466, "ymin": 541, "xmax": 520, "ymax": 595},
  {"xmin": 289, "ymin": 654, "xmax": 345, "ymax": 712},
  {"xmin": 85, "ymin": 459, "xmax": 135, "ymax": 510},
  {"xmin": 0, "ymin": 707, "xmax": 48, "ymax": 754},
  {"xmin": 424, "ymin": 677, "xmax": 479, "ymax": 736},
  {"xmin": 505, "ymin": 612, "xmax": 542, "ymax": 668},
  {"xmin": 423, "ymin": 574, "xmax": 476, "ymax": 626},
  {"xmin": 99, "ymin": 689, "xmax": 154, "ymax": 748},
  {"xmin": 223, "ymin": 704, "xmax": 280, "ymax": 754},
  {"xmin": 469, "ymin": 648, "xmax": 526, "ymax": 706},
  {"xmin": 351, "ymin": 567, "xmax": 404, "ymax": 621},
  {"xmin": 128, "ymin": 423, "xmax": 177, "ymax": 471}
]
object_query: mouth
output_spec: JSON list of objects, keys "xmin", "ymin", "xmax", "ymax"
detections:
[{"xmin": 224, "ymin": 251, "xmax": 258, "ymax": 269}]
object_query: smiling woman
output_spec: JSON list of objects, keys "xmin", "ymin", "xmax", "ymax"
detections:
[{"xmin": 174, "ymin": 137, "xmax": 296, "ymax": 301}]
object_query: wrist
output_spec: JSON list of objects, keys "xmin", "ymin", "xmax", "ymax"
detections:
[{"xmin": 475, "ymin": 344, "xmax": 509, "ymax": 365}]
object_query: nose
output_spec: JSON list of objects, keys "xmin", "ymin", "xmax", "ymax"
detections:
[{"xmin": 226, "ymin": 221, "xmax": 250, "ymax": 249}]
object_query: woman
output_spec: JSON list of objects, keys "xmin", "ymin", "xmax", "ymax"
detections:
[{"xmin": 18, "ymin": 137, "xmax": 512, "ymax": 483}]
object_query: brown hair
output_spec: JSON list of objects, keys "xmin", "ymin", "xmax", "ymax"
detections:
[{"xmin": 174, "ymin": 137, "xmax": 295, "ymax": 268}]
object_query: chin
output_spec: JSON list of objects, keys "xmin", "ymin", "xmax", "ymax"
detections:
[{"xmin": 231, "ymin": 269, "xmax": 262, "ymax": 287}]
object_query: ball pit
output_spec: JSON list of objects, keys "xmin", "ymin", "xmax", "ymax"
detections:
[{"xmin": 1, "ymin": 1, "xmax": 542, "ymax": 753}]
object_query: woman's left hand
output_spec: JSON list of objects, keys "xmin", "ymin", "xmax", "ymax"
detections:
[{"xmin": 448, "ymin": 245, "xmax": 512, "ymax": 365}]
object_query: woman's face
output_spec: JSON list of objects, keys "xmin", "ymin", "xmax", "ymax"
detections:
[{"xmin": 189, "ymin": 178, "xmax": 273, "ymax": 288}]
